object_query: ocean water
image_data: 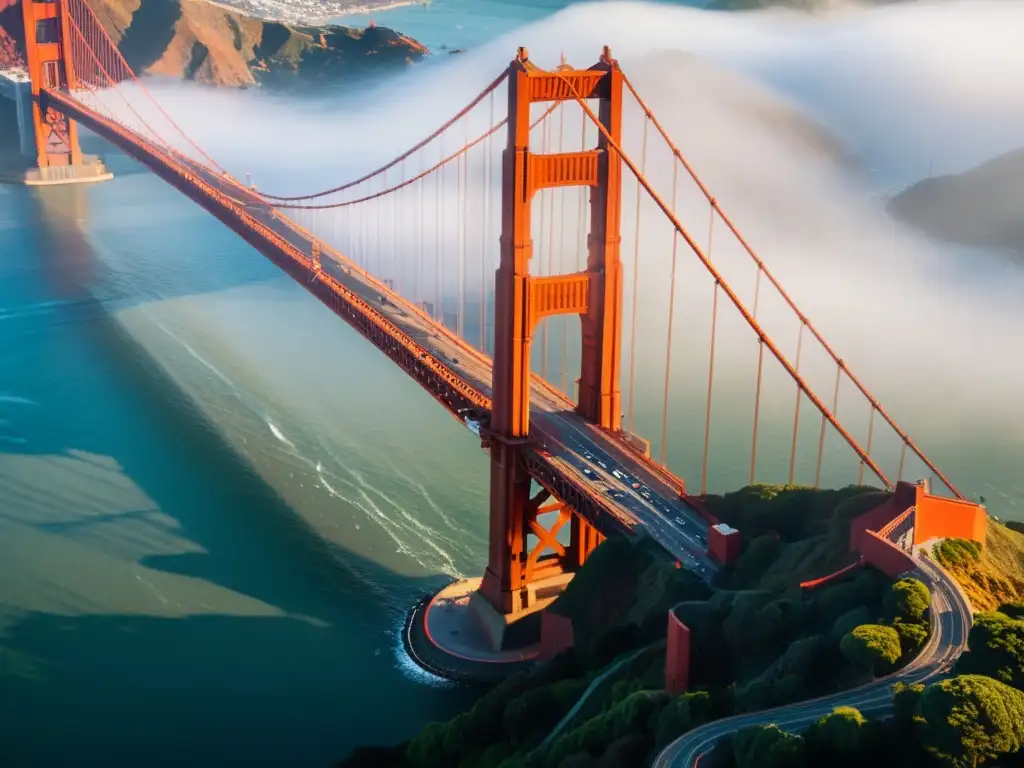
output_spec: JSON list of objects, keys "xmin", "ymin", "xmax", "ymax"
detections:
[{"xmin": 2, "ymin": 0, "xmax": 1023, "ymax": 765}]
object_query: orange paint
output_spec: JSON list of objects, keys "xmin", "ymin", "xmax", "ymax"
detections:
[
  {"xmin": 20, "ymin": 0, "xmax": 82, "ymax": 168},
  {"xmin": 481, "ymin": 48, "xmax": 625, "ymax": 617}
]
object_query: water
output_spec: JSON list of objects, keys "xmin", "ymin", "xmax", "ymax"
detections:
[
  {"xmin": 334, "ymin": 0, "xmax": 704, "ymax": 52},
  {"xmin": 3, "ymin": 0, "xmax": 1024, "ymax": 764},
  {"xmin": 0, "ymin": 158, "xmax": 487, "ymax": 764}
]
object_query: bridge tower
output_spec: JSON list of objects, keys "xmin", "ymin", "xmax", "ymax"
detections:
[
  {"xmin": 478, "ymin": 48, "xmax": 622, "ymax": 630},
  {"xmin": 19, "ymin": 0, "xmax": 110, "ymax": 185}
]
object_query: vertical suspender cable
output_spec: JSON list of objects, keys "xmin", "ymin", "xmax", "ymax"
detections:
[
  {"xmin": 573, "ymin": 110, "xmax": 587, "ymax": 401},
  {"xmin": 660, "ymin": 162, "xmax": 680, "ymax": 467},
  {"xmin": 439, "ymin": 141, "xmax": 446, "ymax": 328},
  {"xmin": 749, "ymin": 267, "xmax": 764, "ymax": 485},
  {"xmin": 557, "ymin": 104, "xmax": 569, "ymax": 393},
  {"xmin": 419, "ymin": 148, "xmax": 425, "ymax": 307},
  {"xmin": 456, "ymin": 130, "xmax": 465, "ymax": 338},
  {"xmin": 700, "ymin": 206, "xmax": 717, "ymax": 497},
  {"xmin": 397, "ymin": 159, "xmax": 404, "ymax": 293},
  {"xmin": 480, "ymin": 93, "xmax": 493, "ymax": 352},
  {"xmin": 788, "ymin": 323, "xmax": 805, "ymax": 485},
  {"xmin": 626, "ymin": 118, "xmax": 649, "ymax": 434},
  {"xmin": 857, "ymin": 407, "xmax": 876, "ymax": 486},
  {"xmin": 539, "ymin": 116, "xmax": 551, "ymax": 380},
  {"xmin": 461, "ymin": 118, "xmax": 470, "ymax": 341},
  {"xmin": 815, "ymin": 365, "xmax": 842, "ymax": 488},
  {"xmin": 377, "ymin": 170, "xmax": 385, "ymax": 277},
  {"xmin": 897, "ymin": 441, "xmax": 907, "ymax": 482}
]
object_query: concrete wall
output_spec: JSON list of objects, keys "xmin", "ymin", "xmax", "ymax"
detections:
[
  {"xmin": 860, "ymin": 529, "xmax": 916, "ymax": 578},
  {"xmin": 913, "ymin": 487, "xmax": 987, "ymax": 545},
  {"xmin": 0, "ymin": 69, "xmax": 34, "ymax": 158},
  {"xmin": 664, "ymin": 610, "xmax": 691, "ymax": 696}
]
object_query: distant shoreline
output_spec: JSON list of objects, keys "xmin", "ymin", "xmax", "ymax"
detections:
[{"xmin": 199, "ymin": 0, "xmax": 425, "ymax": 26}]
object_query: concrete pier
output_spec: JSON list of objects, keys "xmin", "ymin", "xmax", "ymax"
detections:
[
  {"xmin": 0, "ymin": 67, "xmax": 112, "ymax": 186},
  {"xmin": 0, "ymin": 67, "xmax": 35, "ymax": 159}
]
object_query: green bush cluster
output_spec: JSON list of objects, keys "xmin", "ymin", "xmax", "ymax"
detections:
[
  {"xmin": 932, "ymin": 538, "xmax": 983, "ymax": 569},
  {"xmin": 711, "ymin": 603, "xmax": 1024, "ymax": 768}
]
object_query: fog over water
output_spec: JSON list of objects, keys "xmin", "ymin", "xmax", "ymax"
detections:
[
  {"xmin": 1, "ymin": 0, "xmax": 1022, "ymax": 763},
  {"xmin": 128, "ymin": 0, "xmax": 1024, "ymax": 499}
]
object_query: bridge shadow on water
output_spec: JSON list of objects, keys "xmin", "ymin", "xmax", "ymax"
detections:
[
  {"xmin": 0, "ymin": 187, "xmax": 479, "ymax": 765},
  {"xmin": 16, "ymin": 134, "xmax": 300, "ymax": 315}
]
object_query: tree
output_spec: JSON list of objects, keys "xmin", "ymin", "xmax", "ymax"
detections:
[
  {"xmin": 892, "ymin": 681, "xmax": 925, "ymax": 733},
  {"xmin": 805, "ymin": 706, "xmax": 868, "ymax": 755},
  {"xmin": 893, "ymin": 619, "xmax": 929, "ymax": 660},
  {"xmin": 653, "ymin": 691, "xmax": 711, "ymax": 748},
  {"xmin": 997, "ymin": 601, "xmax": 1024, "ymax": 620},
  {"xmin": 887, "ymin": 578, "xmax": 931, "ymax": 622},
  {"xmin": 916, "ymin": 674, "xmax": 1024, "ymax": 767},
  {"xmin": 840, "ymin": 624, "xmax": 901, "ymax": 675},
  {"xmin": 955, "ymin": 611, "xmax": 1024, "ymax": 689},
  {"xmin": 734, "ymin": 725, "xmax": 804, "ymax": 768}
]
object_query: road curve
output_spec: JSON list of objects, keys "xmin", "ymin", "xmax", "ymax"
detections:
[{"xmin": 653, "ymin": 555, "xmax": 972, "ymax": 767}]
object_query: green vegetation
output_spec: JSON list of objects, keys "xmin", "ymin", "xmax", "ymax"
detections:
[
  {"xmin": 713, "ymin": 602, "xmax": 1024, "ymax": 767},
  {"xmin": 341, "ymin": 485, "xmax": 949, "ymax": 768},
  {"xmin": 839, "ymin": 624, "xmax": 901, "ymax": 675},
  {"xmin": 930, "ymin": 523, "xmax": 1024, "ymax": 611},
  {"xmin": 917, "ymin": 675, "xmax": 1024, "ymax": 767},
  {"xmin": 956, "ymin": 610, "xmax": 1024, "ymax": 689}
]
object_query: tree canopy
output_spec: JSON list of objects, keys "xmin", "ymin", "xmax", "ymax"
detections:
[
  {"xmin": 887, "ymin": 578, "xmax": 931, "ymax": 622},
  {"xmin": 840, "ymin": 624, "xmax": 901, "ymax": 675},
  {"xmin": 956, "ymin": 611, "xmax": 1024, "ymax": 690},
  {"xmin": 915, "ymin": 674, "xmax": 1024, "ymax": 768}
]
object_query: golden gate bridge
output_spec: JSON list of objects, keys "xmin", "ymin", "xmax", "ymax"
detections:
[{"xmin": 19, "ymin": 0, "xmax": 975, "ymax": 669}]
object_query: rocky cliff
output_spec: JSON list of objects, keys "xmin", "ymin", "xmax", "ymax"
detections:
[
  {"xmin": 888, "ymin": 148, "xmax": 1024, "ymax": 259},
  {"xmin": 0, "ymin": 0, "xmax": 427, "ymax": 87}
]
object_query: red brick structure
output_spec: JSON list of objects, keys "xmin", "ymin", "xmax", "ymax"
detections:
[
  {"xmin": 708, "ymin": 523, "xmax": 741, "ymax": 565},
  {"xmin": 664, "ymin": 610, "xmax": 691, "ymax": 695}
]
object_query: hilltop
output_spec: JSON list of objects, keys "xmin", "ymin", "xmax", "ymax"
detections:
[
  {"xmin": 0, "ymin": 0, "xmax": 427, "ymax": 88},
  {"xmin": 341, "ymin": 485, "xmax": 943, "ymax": 768},
  {"xmin": 887, "ymin": 148, "xmax": 1024, "ymax": 259},
  {"xmin": 928, "ymin": 523, "xmax": 1024, "ymax": 612}
]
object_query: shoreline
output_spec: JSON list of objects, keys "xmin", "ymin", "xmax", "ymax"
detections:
[{"xmin": 198, "ymin": 0, "xmax": 425, "ymax": 26}]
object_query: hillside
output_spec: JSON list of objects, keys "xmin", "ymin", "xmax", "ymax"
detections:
[
  {"xmin": 887, "ymin": 148, "xmax": 1024, "ymax": 259},
  {"xmin": 341, "ymin": 485, "xmax": 933, "ymax": 768},
  {"xmin": 0, "ymin": 0, "xmax": 426, "ymax": 87},
  {"xmin": 929, "ymin": 523, "xmax": 1024, "ymax": 612}
]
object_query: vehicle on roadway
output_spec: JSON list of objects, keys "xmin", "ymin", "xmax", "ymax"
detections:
[{"xmin": 582, "ymin": 467, "xmax": 596, "ymax": 479}]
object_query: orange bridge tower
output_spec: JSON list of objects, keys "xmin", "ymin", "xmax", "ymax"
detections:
[
  {"xmin": 476, "ymin": 47, "xmax": 623, "ymax": 643},
  {"xmin": 19, "ymin": 0, "xmax": 111, "ymax": 185}
]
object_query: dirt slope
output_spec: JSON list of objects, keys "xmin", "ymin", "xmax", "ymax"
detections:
[{"xmin": 0, "ymin": 0, "xmax": 426, "ymax": 87}]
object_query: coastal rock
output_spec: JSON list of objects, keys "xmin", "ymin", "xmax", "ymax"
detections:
[
  {"xmin": 887, "ymin": 148, "xmax": 1024, "ymax": 259},
  {"xmin": 0, "ymin": 0, "xmax": 427, "ymax": 87}
]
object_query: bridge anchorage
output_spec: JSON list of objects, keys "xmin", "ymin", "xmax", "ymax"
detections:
[{"xmin": 6, "ymin": 0, "xmax": 111, "ymax": 185}]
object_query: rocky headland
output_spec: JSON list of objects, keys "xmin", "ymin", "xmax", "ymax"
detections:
[{"xmin": 0, "ymin": 0, "xmax": 427, "ymax": 88}]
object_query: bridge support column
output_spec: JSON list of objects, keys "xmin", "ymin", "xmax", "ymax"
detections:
[
  {"xmin": 477, "ymin": 47, "xmax": 625, "ymax": 644},
  {"xmin": 18, "ymin": 0, "xmax": 110, "ymax": 186}
]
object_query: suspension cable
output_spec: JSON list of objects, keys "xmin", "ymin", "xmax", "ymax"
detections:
[
  {"xmin": 660, "ymin": 162, "xmax": 681, "ymax": 468},
  {"xmin": 626, "ymin": 117, "xmax": 649, "ymax": 434},
  {"xmin": 257, "ymin": 70, "xmax": 510, "ymax": 201},
  {"xmin": 620, "ymin": 70, "xmax": 958, "ymax": 498},
  {"xmin": 545, "ymin": 63, "xmax": 893, "ymax": 491}
]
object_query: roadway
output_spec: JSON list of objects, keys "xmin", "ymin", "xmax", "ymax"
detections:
[
  {"xmin": 187, "ymin": 164, "xmax": 719, "ymax": 576},
  {"xmin": 652, "ymin": 554, "xmax": 973, "ymax": 766}
]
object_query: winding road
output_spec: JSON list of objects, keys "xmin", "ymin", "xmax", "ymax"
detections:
[{"xmin": 653, "ymin": 554, "xmax": 973, "ymax": 766}]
